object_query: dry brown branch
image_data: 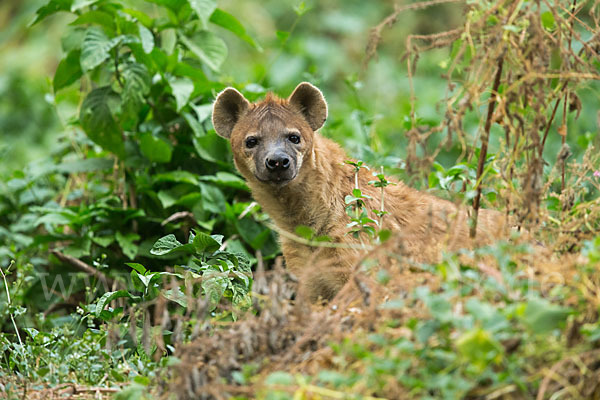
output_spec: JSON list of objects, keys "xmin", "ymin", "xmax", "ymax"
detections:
[
  {"xmin": 470, "ymin": 56, "xmax": 504, "ymax": 238},
  {"xmin": 50, "ymin": 250, "xmax": 125, "ymax": 290},
  {"xmin": 364, "ymin": 0, "xmax": 465, "ymax": 67}
]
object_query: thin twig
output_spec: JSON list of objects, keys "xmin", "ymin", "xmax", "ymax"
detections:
[
  {"xmin": 0, "ymin": 261, "xmax": 23, "ymax": 347},
  {"xmin": 471, "ymin": 56, "xmax": 504, "ymax": 238},
  {"xmin": 50, "ymin": 250, "xmax": 125, "ymax": 290}
]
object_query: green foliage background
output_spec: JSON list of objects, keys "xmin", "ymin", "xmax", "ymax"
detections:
[{"xmin": 0, "ymin": 0, "xmax": 599, "ymax": 398}]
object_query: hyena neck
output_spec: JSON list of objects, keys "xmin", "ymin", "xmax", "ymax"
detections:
[{"xmin": 249, "ymin": 135, "xmax": 351, "ymax": 237}]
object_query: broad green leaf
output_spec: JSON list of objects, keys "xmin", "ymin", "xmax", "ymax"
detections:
[
  {"xmin": 150, "ymin": 234, "xmax": 195, "ymax": 256},
  {"xmin": 80, "ymin": 26, "xmax": 115, "ymax": 71},
  {"xmin": 183, "ymin": 112, "xmax": 205, "ymax": 137},
  {"xmin": 92, "ymin": 235, "xmax": 114, "ymax": 247},
  {"xmin": 201, "ymin": 273, "xmax": 227, "ymax": 310},
  {"xmin": 265, "ymin": 371, "xmax": 294, "ymax": 386},
  {"xmin": 193, "ymin": 131, "xmax": 230, "ymax": 165},
  {"xmin": 36, "ymin": 212, "xmax": 74, "ymax": 226},
  {"xmin": 541, "ymin": 11, "xmax": 556, "ymax": 31},
  {"xmin": 456, "ymin": 328, "xmax": 503, "ymax": 372},
  {"xmin": 61, "ymin": 27, "xmax": 86, "ymax": 52},
  {"xmin": 180, "ymin": 32, "xmax": 227, "ymax": 72},
  {"xmin": 138, "ymin": 23, "xmax": 154, "ymax": 54},
  {"xmin": 190, "ymin": 103, "xmax": 212, "ymax": 123},
  {"xmin": 146, "ymin": 0, "xmax": 187, "ymax": 13},
  {"xmin": 209, "ymin": 9, "xmax": 261, "ymax": 50},
  {"xmin": 192, "ymin": 231, "xmax": 221, "ymax": 253},
  {"xmin": 31, "ymin": 0, "xmax": 73, "ymax": 26},
  {"xmin": 71, "ymin": 0, "xmax": 98, "ymax": 11},
  {"xmin": 95, "ymin": 290, "xmax": 134, "ymax": 318},
  {"xmin": 522, "ymin": 297, "xmax": 572, "ymax": 334},
  {"xmin": 188, "ymin": 0, "xmax": 216, "ymax": 28},
  {"xmin": 199, "ymin": 183, "xmax": 226, "ymax": 214},
  {"xmin": 164, "ymin": 286, "xmax": 187, "ymax": 307},
  {"xmin": 126, "ymin": 262, "xmax": 147, "ymax": 274},
  {"xmin": 53, "ymin": 49, "xmax": 82, "ymax": 92},
  {"xmin": 79, "ymin": 87, "xmax": 124, "ymax": 156},
  {"xmin": 122, "ymin": 8, "xmax": 153, "ymax": 27},
  {"xmin": 295, "ymin": 225, "xmax": 314, "ymax": 240},
  {"xmin": 153, "ymin": 170, "xmax": 199, "ymax": 185},
  {"xmin": 275, "ymin": 30, "xmax": 290, "ymax": 44},
  {"xmin": 121, "ymin": 62, "xmax": 151, "ymax": 121},
  {"xmin": 168, "ymin": 76, "xmax": 194, "ymax": 111},
  {"xmin": 116, "ymin": 231, "xmax": 140, "ymax": 260},
  {"xmin": 139, "ymin": 133, "xmax": 172, "ymax": 163},
  {"xmin": 150, "ymin": 234, "xmax": 182, "ymax": 255},
  {"xmin": 70, "ymin": 10, "xmax": 116, "ymax": 34},
  {"xmin": 56, "ymin": 157, "xmax": 113, "ymax": 173},
  {"xmin": 198, "ymin": 172, "xmax": 248, "ymax": 191}
]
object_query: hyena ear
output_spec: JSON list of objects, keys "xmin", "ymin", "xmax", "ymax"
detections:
[
  {"xmin": 288, "ymin": 82, "xmax": 328, "ymax": 131},
  {"xmin": 212, "ymin": 88, "xmax": 250, "ymax": 139}
]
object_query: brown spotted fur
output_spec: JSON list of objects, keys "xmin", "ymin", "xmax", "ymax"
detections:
[{"xmin": 212, "ymin": 83, "xmax": 508, "ymax": 301}]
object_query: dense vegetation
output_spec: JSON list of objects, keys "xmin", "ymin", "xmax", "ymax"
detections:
[{"xmin": 0, "ymin": 0, "xmax": 599, "ymax": 399}]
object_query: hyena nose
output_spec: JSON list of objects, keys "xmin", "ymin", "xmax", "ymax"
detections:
[{"xmin": 266, "ymin": 154, "xmax": 290, "ymax": 171}]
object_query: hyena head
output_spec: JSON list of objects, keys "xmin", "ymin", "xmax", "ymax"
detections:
[{"xmin": 212, "ymin": 82, "xmax": 327, "ymax": 187}]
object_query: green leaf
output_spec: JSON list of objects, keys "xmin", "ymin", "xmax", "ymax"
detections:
[
  {"xmin": 79, "ymin": 87, "xmax": 124, "ymax": 157},
  {"xmin": 121, "ymin": 62, "xmax": 151, "ymax": 122},
  {"xmin": 275, "ymin": 30, "xmax": 290, "ymax": 44},
  {"xmin": 168, "ymin": 76, "xmax": 194, "ymax": 111},
  {"xmin": 199, "ymin": 183, "xmax": 226, "ymax": 213},
  {"xmin": 193, "ymin": 131, "xmax": 230, "ymax": 165},
  {"xmin": 139, "ymin": 133, "xmax": 172, "ymax": 163},
  {"xmin": 71, "ymin": 0, "xmax": 98, "ymax": 11},
  {"xmin": 153, "ymin": 170, "xmax": 199, "ymax": 185},
  {"xmin": 150, "ymin": 234, "xmax": 195, "ymax": 256},
  {"xmin": 126, "ymin": 262, "xmax": 147, "ymax": 274},
  {"xmin": 201, "ymin": 273, "xmax": 227, "ymax": 310},
  {"xmin": 265, "ymin": 371, "xmax": 294, "ymax": 386},
  {"xmin": 293, "ymin": 1, "xmax": 309, "ymax": 16},
  {"xmin": 522, "ymin": 297, "xmax": 572, "ymax": 334},
  {"xmin": 138, "ymin": 23, "xmax": 154, "ymax": 54},
  {"xmin": 70, "ymin": 10, "xmax": 116, "ymax": 34},
  {"xmin": 295, "ymin": 225, "xmax": 314, "ymax": 240},
  {"xmin": 190, "ymin": 103, "xmax": 213, "ymax": 123},
  {"xmin": 183, "ymin": 112, "xmax": 205, "ymax": 137},
  {"xmin": 198, "ymin": 172, "xmax": 248, "ymax": 191},
  {"xmin": 541, "ymin": 11, "xmax": 556, "ymax": 31},
  {"xmin": 53, "ymin": 49, "xmax": 82, "ymax": 92},
  {"xmin": 188, "ymin": 0, "xmax": 216, "ymax": 28},
  {"xmin": 120, "ymin": 8, "xmax": 152, "ymax": 26},
  {"xmin": 192, "ymin": 231, "xmax": 221, "ymax": 253},
  {"xmin": 31, "ymin": 0, "xmax": 73, "ymax": 26},
  {"xmin": 180, "ymin": 31, "xmax": 227, "ymax": 72},
  {"xmin": 95, "ymin": 290, "xmax": 134, "ymax": 318},
  {"xmin": 92, "ymin": 235, "xmax": 114, "ymax": 247},
  {"xmin": 146, "ymin": 0, "xmax": 188, "ymax": 13},
  {"xmin": 150, "ymin": 234, "xmax": 182, "ymax": 255},
  {"xmin": 210, "ymin": 9, "xmax": 261, "ymax": 50},
  {"xmin": 164, "ymin": 286, "xmax": 187, "ymax": 307},
  {"xmin": 56, "ymin": 157, "xmax": 113, "ymax": 173},
  {"xmin": 456, "ymin": 328, "xmax": 503, "ymax": 372},
  {"xmin": 80, "ymin": 26, "xmax": 115, "ymax": 71},
  {"xmin": 116, "ymin": 231, "xmax": 140, "ymax": 260}
]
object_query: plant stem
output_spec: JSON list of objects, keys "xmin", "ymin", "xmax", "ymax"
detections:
[
  {"xmin": 561, "ymin": 90, "xmax": 568, "ymax": 192},
  {"xmin": 0, "ymin": 261, "xmax": 23, "ymax": 347},
  {"xmin": 380, "ymin": 166, "xmax": 385, "ymax": 227},
  {"xmin": 471, "ymin": 56, "xmax": 504, "ymax": 238}
]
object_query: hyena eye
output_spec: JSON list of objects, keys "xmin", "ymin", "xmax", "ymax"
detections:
[
  {"xmin": 288, "ymin": 134, "xmax": 301, "ymax": 144},
  {"xmin": 245, "ymin": 137, "xmax": 258, "ymax": 149}
]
